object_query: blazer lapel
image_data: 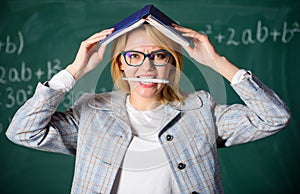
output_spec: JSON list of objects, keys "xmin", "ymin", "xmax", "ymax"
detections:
[
  {"xmin": 158, "ymin": 92, "xmax": 204, "ymax": 135},
  {"xmin": 88, "ymin": 90, "xmax": 132, "ymax": 133}
]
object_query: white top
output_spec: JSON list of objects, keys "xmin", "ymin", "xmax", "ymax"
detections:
[{"xmin": 110, "ymin": 98, "xmax": 181, "ymax": 194}]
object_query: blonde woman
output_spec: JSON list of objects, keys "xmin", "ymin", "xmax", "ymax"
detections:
[{"xmin": 6, "ymin": 24, "xmax": 290, "ymax": 194}]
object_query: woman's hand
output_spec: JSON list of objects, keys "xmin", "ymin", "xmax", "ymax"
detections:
[
  {"xmin": 173, "ymin": 24, "xmax": 220, "ymax": 69},
  {"xmin": 173, "ymin": 24, "xmax": 239, "ymax": 82},
  {"xmin": 66, "ymin": 28, "xmax": 114, "ymax": 80}
]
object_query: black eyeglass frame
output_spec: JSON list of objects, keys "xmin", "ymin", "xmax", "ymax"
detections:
[{"xmin": 120, "ymin": 49, "xmax": 171, "ymax": 67}]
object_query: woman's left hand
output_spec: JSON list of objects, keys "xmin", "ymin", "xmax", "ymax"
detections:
[
  {"xmin": 173, "ymin": 24, "xmax": 240, "ymax": 82},
  {"xmin": 173, "ymin": 24, "xmax": 221, "ymax": 70}
]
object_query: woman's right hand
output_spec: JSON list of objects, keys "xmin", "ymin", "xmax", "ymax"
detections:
[{"xmin": 66, "ymin": 28, "xmax": 114, "ymax": 80}]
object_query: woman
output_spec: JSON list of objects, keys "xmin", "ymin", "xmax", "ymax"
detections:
[{"xmin": 6, "ymin": 24, "xmax": 290, "ymax": 194}]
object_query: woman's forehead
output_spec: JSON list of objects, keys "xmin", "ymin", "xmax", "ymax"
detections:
[
  {"xmin": 125, "ymin": 29, "xmax": 159, "ymax": 50},
  {"xmin": 124, "ymin": 44, "xmax": 162, "ymax": 52}
]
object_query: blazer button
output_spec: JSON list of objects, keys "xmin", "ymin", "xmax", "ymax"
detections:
[
  {"xmin": 178, "ymin": 163, "xmax": 186, "ymax": 170},
  {"xmin": 166, "ymin": 134, "xmax": 174, "ymax": 141}
]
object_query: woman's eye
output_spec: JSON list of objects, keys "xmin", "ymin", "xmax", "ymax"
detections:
[
  {"xmin": 126, "ymin": 53, "xmax": 139, "ymax": 59},
  {"xmin": 155, "ymin": 53, "xmax": 167, "ymax": 59},
  {"xmin": 133, "ymin": 54, "xmax": 140, "ymax": 58}
]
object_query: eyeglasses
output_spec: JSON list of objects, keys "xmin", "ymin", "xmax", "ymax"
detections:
[{"xmin": 120, "ymin": 49, "xmax": 171, "ymax": 67}]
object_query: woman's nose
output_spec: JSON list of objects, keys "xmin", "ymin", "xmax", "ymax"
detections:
[{"xmin": 140, "ymin": 57, "xmax": 155, "ymax": 71}]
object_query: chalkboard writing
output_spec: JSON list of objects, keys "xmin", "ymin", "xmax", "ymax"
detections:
[
  {"xmin": 0, "ymin": 31, "xmax": 23, "ymax": 55},
  {"xmin": 199, "ymin": 20, "xmax": 300, "ymax": 46},
  {"xmin": 0, "ymin": 59, "xmax": 62, "ymax": 101}
]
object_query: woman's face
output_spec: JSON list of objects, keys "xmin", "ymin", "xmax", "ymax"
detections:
[{"xmin": 119, "ymin": 29, "xmax": 173, "ymax": 100}]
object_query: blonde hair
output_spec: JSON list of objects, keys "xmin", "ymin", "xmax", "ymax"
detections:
[{"xmin": 110, "ymin": 24, "xmax": 185, "ymax": 104}]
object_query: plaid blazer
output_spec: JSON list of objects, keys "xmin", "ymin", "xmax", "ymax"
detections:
[{"xmin": 6, "ymin": 76, "xmax": 290, "ymax": 194}]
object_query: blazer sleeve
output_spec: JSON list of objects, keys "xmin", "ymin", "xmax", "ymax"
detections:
[
  {"xmin": 212, "ymin": 75, "xmax": 291, "ymax": 147},
  {"xmin": 5, "ymin": 83, "xmax": 82, "ymax": 155}
]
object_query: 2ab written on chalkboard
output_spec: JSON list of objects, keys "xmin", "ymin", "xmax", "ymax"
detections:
[{"xmin": 199, "ymin": 20, "xmax": 300, "ymax": 46}]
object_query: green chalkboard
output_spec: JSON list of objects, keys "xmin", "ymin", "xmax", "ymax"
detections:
[{"xmin": 1, "ymin": 0, "xmax": 299, "ymax": 193}]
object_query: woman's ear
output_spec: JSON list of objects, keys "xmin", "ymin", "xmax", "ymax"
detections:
[
  {"xmin": 120, "ymin": 63, "xmax": 126, "ymax": 71},
  {"xmin": 119, "ymin": 56, "xmax": 126, "ymax": 71}
]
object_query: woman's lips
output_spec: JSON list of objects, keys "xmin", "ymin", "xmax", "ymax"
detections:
[{"xmin": 139, "ymin": 82, "xmax": 156, "ymax": 88}]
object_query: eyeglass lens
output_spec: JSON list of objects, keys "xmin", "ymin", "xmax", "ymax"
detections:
[{"xmin": 123, "ymin": 50, "xmax": 170, "ymax": 66}]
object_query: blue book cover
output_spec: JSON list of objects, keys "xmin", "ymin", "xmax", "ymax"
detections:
[{"xmin": 99, "ymin": 4, "xmax": 190, "ymax": 47}]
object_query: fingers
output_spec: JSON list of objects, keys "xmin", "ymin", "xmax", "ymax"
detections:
[
  {"xmin": 173, "ymin": 24, "xmax": 207, "ymax": 42},
  {"xmin": 98, "ymin": 43, "xmax": 107, "ymax": 57},
  {"xmin": 80, "ymin": 28, "xmax": 114, "ymax": 50},
  {"xmin": 88, "ymin": 28, "xmax": 114, "ymax": 40},
  {"xmin": 172, "ymin": 23, "xmax": 194, "ymax": 33}
]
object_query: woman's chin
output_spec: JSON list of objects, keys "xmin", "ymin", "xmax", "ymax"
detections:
[{"xmin": 131, "ymin": 84, "xmax": 163, "ymax": 100}]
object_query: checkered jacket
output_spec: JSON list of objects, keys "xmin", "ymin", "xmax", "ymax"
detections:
[{"xmin": 6, "ymin": 76, "xmax": 290, "ymax": 194}]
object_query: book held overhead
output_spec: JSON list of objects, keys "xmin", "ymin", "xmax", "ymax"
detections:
[{"xmin": 99, "ymin": 4, "xmax": 191, "ymax": 47}]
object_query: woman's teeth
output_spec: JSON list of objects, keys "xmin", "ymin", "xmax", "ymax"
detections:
[
  {"xmin": 138, "ymin": 76, "xmax": 155, "ymax": 84},
  {"xmin": 137, "ymin": 76, "xmax": 155, "ymax": 79},
  {"xmin": 141, "ymin": 81, "xmax": 153, "ymax": 84},
  {"xmin": 122, "ymin": 77, "xmax": 169, "ymax": 84}
]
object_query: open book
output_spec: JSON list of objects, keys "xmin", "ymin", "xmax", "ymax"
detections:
[{"xmin": 99, "ymin": 4, "xmax": 191, "ymax": 47}]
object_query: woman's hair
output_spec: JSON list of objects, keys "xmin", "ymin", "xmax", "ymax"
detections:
[{"xmin": 110, "ymin": 24, "xmax": 185, "ymax": 104}]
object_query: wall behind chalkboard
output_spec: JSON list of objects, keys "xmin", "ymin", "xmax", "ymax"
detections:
[{"xmin": 0, "ymin": 0, "xmax": 299, "ymax": 193}]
